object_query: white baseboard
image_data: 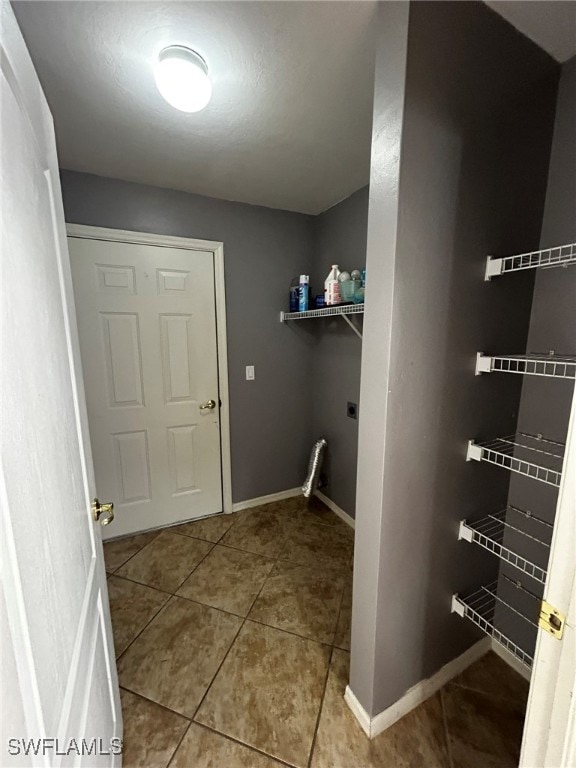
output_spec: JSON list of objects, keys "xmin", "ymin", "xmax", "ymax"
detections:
[
  {"xmin": 345, "ymin": 637, "xmax": 491, "ymax": 739},
  {"xmin": 314, "ymin": 490, "xmax": 355, "ymax": 530},
  {"xmin": 491, "ymin": 640, "xmax": 532, "ymax": 682},
  {"xmin": 231, "ymin": 487, "xmax": 301, "ymax": 513}
]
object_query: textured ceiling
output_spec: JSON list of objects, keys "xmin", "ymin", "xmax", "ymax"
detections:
[
  {"xmin": 13, "ymin": 2, "xmax": 575, "ymax": 215},
  {"xmin": 486, "ymin": 1, "xmax": 576, "ymax": 63},
  {"xmin": 13, "ymin": 1, "xmax": 378, "ymax": 215}
]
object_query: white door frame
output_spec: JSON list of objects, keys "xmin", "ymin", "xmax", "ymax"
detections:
[{"xmin": 65, "ymin": 223, "xmax": 233, "ymax": 517}]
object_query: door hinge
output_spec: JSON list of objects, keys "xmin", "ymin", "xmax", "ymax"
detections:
[{"xmin": 539, "ymin": 600, "xmax": 565, "ymax": 639}]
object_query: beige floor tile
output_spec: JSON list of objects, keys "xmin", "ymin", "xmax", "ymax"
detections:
[
  {"xmin": 333, "ymin": 578, "xmax": 352, "ymax": 650},
  {"xmin": 171, "ymin": 513, "xmax": 238, "ymax": 543},
  {"xmin": 311, "ymin": 649, "xmax": 450, "ymax": 768},
  {"xmin": 220, "ymin": 509, "xmax": 292, "ymax": 558},
  {"xmin": 116, "ymin": 531, "xmax": 213, "ymax": 593},
  {"xmin": 120, "ymin": 688, "xmax": 188, "ymax": 768},
  {"xmin": 297, "ymin": 497, "xmax": 355, "ymax": 537},
  {"xmin": 249, "ymin": 561, "xmax": 343, "ymax": 643},
  {"xmin": 103, "ymin": 531, "xmax": 160, "ymax": 573},
  {"xmin": 195, "ymin": 621, "xmax": 330, "ymax": 768},
  {"xmin": 442, "ymin": 682, "xmax": 526, "ymax": 768},
  {"xmin": 118, "ymin": 596, "xmax": 242, "ymax": 718},
  {"xmin": 171, "ymin": 723, "xmax": 281, "ymax": 768},
  {"xmin": 280, "ymin": 522, "xmax": 353, "ymax": 570},
  {"xmin": 177, "ymin": 545, "xmax": 275, "ymax": 616},
  {"xmin": 107, "ymin": 576, "xmax": 169, "ymax": 657},
  {"xmin": 450, "ymin": 651, "xmax": 529, "ymax": 705}
]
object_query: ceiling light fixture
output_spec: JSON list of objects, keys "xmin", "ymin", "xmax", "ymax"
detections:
[{"xmin": 154, "ymin": 45, "xmax": 212, "ymax": 113}]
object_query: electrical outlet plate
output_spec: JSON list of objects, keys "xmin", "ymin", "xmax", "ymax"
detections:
[{"xmin": 246, "ymin": 365, "xmax": 255, "ymax": 381}]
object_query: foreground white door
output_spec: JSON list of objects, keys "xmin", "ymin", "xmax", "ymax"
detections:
[
  {"xmin": 520, "ymin": 389, "xmax": 576, "ymax": 768},
  {"xmin": 1, "ymin": 5, "xmax": 121, "ymax": 767},
  {"xmin": 68, "ymin": 234, "xmax": 223, "ymax": 539}
]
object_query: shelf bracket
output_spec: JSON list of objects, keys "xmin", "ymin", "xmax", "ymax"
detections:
[
  {"xmin": 485, "ymin": 256, "xmax": 503, "ymax": 281},
  {"xmin": 451, "ymin": 594, "xmax": 466, "ymax": 617},
  {"xmin": 466, "ymin": 440, "xmax": 483, "ymax": 462},
  {"xmin": 341, "ymin": 313, "xmax": 363, "ymax": 339},
  {"xmin": 475, "ymin": 352, "xmax": 492, "ymax": 375},
  {"xmin": 458, "ymin": 520, "xmax": 474, "ymax": 542}
]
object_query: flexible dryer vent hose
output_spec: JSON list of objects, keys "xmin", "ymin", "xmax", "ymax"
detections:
[{"xmin": 302, "ymin": 438, "xmax": 327, "ymax": 498}]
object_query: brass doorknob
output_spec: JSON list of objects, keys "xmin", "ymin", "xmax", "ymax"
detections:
[
  {"xmin": 199, "ymin": 399, "xmax": 216, "ymax": 410},
  {"xmin": 92, "ymin": 498, "xmax": 114, "ymax": 526}
]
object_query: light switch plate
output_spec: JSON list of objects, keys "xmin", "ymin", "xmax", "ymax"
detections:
[{"xmin": 246, "ymin": 365, "xmax": 255, "ymax": 381}]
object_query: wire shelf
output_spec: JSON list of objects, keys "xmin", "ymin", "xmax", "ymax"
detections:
[
  {"xmin": 467, "ymin": 432, "xmax": 565, "ymax": 487},
  {"xmin": 459, "ymin": 506, "xmax": 553, "ymax": 584},
  {"xmin": 476, "ymin": 352, "xmax": 576, "ymax": 379},
  {"xmin": 485, "ymin": 242, "xmax": 576, "ymax": 280},
  {"xmin": 280, "ymin": 304, "xmax": 364, "ymax": 321},
  {"xmin": 452, "ymin": 580, "xmax": 538, "ymax": 668}
]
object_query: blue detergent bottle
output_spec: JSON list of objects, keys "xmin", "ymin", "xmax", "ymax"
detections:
[{"xmin": 298, "ymin": 274, "xmax": 310, "ymax": 311}]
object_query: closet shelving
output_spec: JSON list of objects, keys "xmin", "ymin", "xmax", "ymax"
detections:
[
  {"xmin": 475, "ymin": 352, "xmax": 576, "ymax": 379},
  {"xmin": 452, "ymin": 578, "xmax": 538, "ymax": 668},
  {"xmin": 454, "ymin": 241, "xmax": 575, "ymax": 665},
  {"xmin": 466, "ymin": 432, "xmax": 565, "ymax": 487},
  {"xmin": 484, "ymin": 241, "xmax": 575, "ymax": 280},
  {"xmin": 280, "ymin": 303, "xmax": 364, "ymax": 339},
  {"xmin": 458, "ymin": 506, "xmax": 553, "ymax": 584}
]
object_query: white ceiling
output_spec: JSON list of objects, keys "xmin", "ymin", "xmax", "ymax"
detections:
[
  {"xmin": 13, "ymin": 2, "xmax": 575, "ymax": 215},
  {"xmin": 13, "ymin": 1, "xmax": 378, "ymax": 215},
  {"xmin": 486, "ymin": 1, "xmax": 576, "ymax": 63}
]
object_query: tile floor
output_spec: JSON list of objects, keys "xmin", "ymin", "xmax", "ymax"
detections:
[{"xmin": 104, "ymin": 497, "xmax": 529, "ymax": 768}]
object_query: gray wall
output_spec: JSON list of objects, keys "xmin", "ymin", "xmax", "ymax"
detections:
[
  {"xmin": 504, "ymin": 55, "xmax": 576, "ymax": 644},
  {"xmin": 351, "ymin": 1, "xmax": 559, "ymax": 717},
  {"xmin": 60, "ymin": 170, "xmax": 316, "ymax": 504},
  {"xmin": 309, "ymin": 186, "xmax": 369, "ymax": 517}
]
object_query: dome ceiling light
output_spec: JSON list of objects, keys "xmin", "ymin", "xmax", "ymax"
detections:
[{"xmin": 154, "ymin": 45, "xmax": 212, "ymax": 113}]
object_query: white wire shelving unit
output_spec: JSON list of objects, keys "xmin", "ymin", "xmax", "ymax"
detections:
[
  {"xmin": 467, "ymin": 432, "xmax": 565, "ymax": 487},
  {"xmin": 452, "ymin": 578, "xmax": 539, "ymax": 668},
  {"xmin": 280, "ymin": 303, "xmax": 364, "ymax": 339},
  {"xmin": 459, "ymin": 506, "xmax": 553, "ymax": 584},
  {"xmin": 485, "ymin": 242, "xmax": 576, "ymax": 280},
  {"xmin": 475, "ymin": 351, "xmax": 576, "ymax": 379}
]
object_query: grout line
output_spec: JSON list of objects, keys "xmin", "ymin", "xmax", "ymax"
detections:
[
  {"xmin": 105, "ymin": 531, "xmax": 161, "ymax": 574},
  {"xmin": 119, "ymin": 685, "xmax": 191, "ymax": 723},
  {"xmin": 165, "ymin": 721, "xmax": 194, "ymax": 768},
  {"xmin": 307, "ymin": 645, "xmax": 335, "ymax": 768},
  {"xmin": 114, "ymin": 595, "xmax": 174, "ymax": 665},
  {"xmin": 188, "ymin": 721, "xmax": 298, "ymax": 768},
  {"xmin": 190, "ymin": 544, "xmax": 282, "ymax": 721},
  {"xmin": 439, "ymin": 687, "xmax": 454, "ymax": 768},
  {"xmin": 108, "ymin": 572, "xmax": 173, "ymax": 598}
]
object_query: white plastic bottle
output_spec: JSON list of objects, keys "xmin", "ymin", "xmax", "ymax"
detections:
[{"xmin": 324, "ymin": 265, "xmax": 341, "ymax": 306}]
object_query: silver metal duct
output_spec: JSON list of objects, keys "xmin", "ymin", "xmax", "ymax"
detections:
[{"xmin": 302, "ymin": 438, "xmax": 327, "ymax": 498}]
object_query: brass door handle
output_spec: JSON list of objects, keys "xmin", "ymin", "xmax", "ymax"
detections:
[
  {"xmin": 199, "ymin": 399, "xmax": 216, "ymax": 410},
  {"xmin": 92, "ymin": 498, "xmax": 114, "ymax": 526}
]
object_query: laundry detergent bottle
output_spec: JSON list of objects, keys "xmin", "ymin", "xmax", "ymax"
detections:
[{"xmin": 324, "ymin": 265, "xmax": 341, "ymax": 306}]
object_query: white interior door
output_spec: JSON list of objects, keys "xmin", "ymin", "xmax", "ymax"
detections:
[
  {"xmin": 1, "ymin": 5, "xmax": 121, "ymax": 766},
  {"xmin": 68, "ymin": 234, "xmax": 223, "ymax": 539},
  {"xmin": 520, "ymin": 388, "xmax": 576, "ymax": 768}
]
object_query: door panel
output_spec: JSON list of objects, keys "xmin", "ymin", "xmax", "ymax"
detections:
[
  {"xmin": 69, "ymin": 237, "xmax": 222, "ymax": 539},
  {"xmin": 1, "ymin": 5, "xmax": 120, "ymax": 765}
]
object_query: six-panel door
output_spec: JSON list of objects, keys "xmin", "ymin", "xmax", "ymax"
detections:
[{"xmin": 69, "ymin": 237, "xmax": 222, "ymax": 539}]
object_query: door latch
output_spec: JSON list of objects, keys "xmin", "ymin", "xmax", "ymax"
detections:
[
  {"xmin": 92, "ymin": 498, "xmax": 114, "ymax": 526},
  {"xmin": 539, "ymin": 600, "xmax": 565, "ymax": 639}
]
